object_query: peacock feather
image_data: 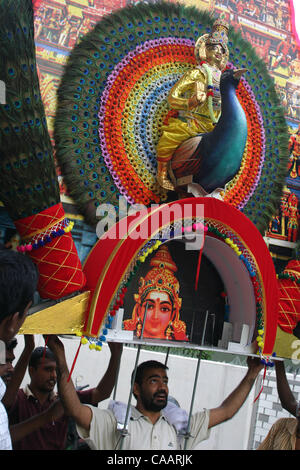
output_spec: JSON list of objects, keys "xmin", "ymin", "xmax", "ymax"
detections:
[
  {"xmin": 0, "ymin": 0, "xmax": 60, "ymax": 222},
  {"xmin": 54, "ymin": 1, "xmax": 289, "ymax": 233},
  {"xmin": 0, "ymin": 0, "xmax": 87, "ymax": 302}
]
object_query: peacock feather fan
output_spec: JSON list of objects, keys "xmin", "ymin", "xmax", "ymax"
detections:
[
  {"xmin": 54, "ymin": 1, "xmax": 289, "ymax": 233},
  {"xmin": 0, "ymin": 0, "xmax": 60, "ymax": 221}
]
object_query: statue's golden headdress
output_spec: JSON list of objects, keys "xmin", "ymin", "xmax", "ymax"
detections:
[
  {"xmin": 194, "ymin": 13, "xmax": 229, "ymax": 69},
  {"xmin": 134, "ymin": 244, "xmax": 182, "ymax": 313},
  {"xmin": 123, "ymin": 245, "xmax": 188, "ymax": 340}
]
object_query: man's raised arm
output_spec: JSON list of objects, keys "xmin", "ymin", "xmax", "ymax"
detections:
[
  {"xmin": 45, "ymin": 335, "xmax": 92, "ymax": 431},
  {"xmin": 208, "ymin": 357, "xmax": 264, "ymax": 428},
  {"xmin": 275, "ymin": 360, "xmax": 298, "ymax": 416},
  {"xmin": 2, "ymin": 335, "xmax": 35, "ymax": 409}
]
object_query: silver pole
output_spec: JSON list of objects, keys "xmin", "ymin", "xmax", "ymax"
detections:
[
  {"xmin": 119, "ymin": 302, "xmax": 149, "ymax": 449},
  {"xmin": 119, "ymin": 344, "xmax": 142, "ymax": 449},
  {"xmin": 140, "ymin": 301, "xmax": 149, "ymax": 340},
  {"xmin": 165, "ymin": 347, "xmax": 170, "ymax": 366},
  {"xmin": 201, "ymin": 310, "xmax": 209, "ymax": 345},
  {"xmin": 211, "ymin": 313, "xmax": 215, "ymax": 346},
  {"xmin": 112, "ymin": 352, "xmax": 122, "ymax": 400},
  {"xmin": 184, "ymin": 351, "xmax": 202, "ymax": 450}
]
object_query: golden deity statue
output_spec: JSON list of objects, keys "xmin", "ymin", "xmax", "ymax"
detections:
[{"xmin": 156, "ymin": 14, "xmax": 229, "ymax": 191}]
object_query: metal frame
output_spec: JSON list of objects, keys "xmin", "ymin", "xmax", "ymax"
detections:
[{"xmin": 112, "ymin": 302, "xmax": 204, "ymax": 450}]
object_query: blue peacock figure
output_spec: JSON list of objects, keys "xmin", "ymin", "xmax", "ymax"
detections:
[
  {"xmin": 169, "ymin": 68, "xmax": 248, "ymax": 195},
  {"xmin": 54, "ymin": 1, "xmax": 289, "ymax": 234}
]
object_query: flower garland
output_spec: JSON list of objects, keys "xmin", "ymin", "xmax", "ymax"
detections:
[{"xmin": 199, "ymin": 61, "xmax": 219, "ymax": 125}]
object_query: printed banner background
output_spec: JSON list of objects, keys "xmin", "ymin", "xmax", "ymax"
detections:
[
  {"xmin": 33, "ymin": 0, "xmax": 299, "ymax": 248},
  {"xmin": 122, "ymin": 240, "xmax": 225, "ymax": 345}
]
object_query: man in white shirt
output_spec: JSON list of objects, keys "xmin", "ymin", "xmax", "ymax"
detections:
[
  {"xmin": 46, "ymin": 335, "xmax": 264, "ymax": 450},
  {"xmin": 0, "ymin": 375, "xmax": 12, "ymax": 450}
]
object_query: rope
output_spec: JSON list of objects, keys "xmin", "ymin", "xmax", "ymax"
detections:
[
  {"xmin": 194, "ymin": 228, "xmax": 207, "ymax": 292},
  {"xmin": 67, "ymin": 340, "xmax": 82, "ymax": 383}
]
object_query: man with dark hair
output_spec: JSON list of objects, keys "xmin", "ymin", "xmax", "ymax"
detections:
[
  {"xmin": 7, "ymin": 344, "xmax": 66, "ymax": 450},
  {"xmin": 2, "ymin": 337, "xmax": 64, "ymax": 447},
  {"xmin": 0, "ymin": 249, "xmax": 38, "ymax": 343},
  {"xmin": 1, "ymin": 338, "xmax": 17, "ymax": 387},
  {"xmin": 28, "ymin": 345, "xmax": 56, "ymax": 368},
  {"xmin": 1, "ymin": 338, "xmax": 17, "ymax": 390},
  {"xmin": 132, "ymin": 360, "xmax": 168, "ymax": 390},
  {"xmin": 0, "ymin": 250, "xmax": 38, "ymax": 450},
  {"xmin": 131, "ymin": 360, "xmax": 169, "ymax": 412},
  {"xmin": 7, "ymin": 341, "xmax": 122, "ymax": 450},
  {"xmin": 45, "ymin": 335, "xmax": 264, "ymax": 450}
]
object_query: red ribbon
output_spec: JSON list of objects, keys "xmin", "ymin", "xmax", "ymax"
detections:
[
  {"xmin": 253, "ymin": 365, "xmax": 267, "ymax": 403},
  {"xmin": 67, "ymin": 340, "xmax": 82, "ymax": 383},
  {"xmin": 194, "ymin": 229, "xmax": 207, "ymax": 292}
]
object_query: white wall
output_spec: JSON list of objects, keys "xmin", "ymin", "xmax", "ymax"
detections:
[{"xmin": 14, "ymin": 335, "xmax": 258, "ymax": 450}]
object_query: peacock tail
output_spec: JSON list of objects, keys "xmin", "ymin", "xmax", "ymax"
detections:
[
  {"xmin": 224, "ymin": 27, "xmax": 289, "ymax": 233},
  {"xmin": 0, "ymin": 0, "xmax": 60, "ymax": 221},
  {"xmin": 54, "ymin": 1, "xmax": 289, "ymax": 233},
  {"xmin": 0, "ymin": 0, "xmax": 86, "ymax": 301}
]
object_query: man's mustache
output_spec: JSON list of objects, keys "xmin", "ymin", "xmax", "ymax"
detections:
[{"xmin": 154, "ymin": 391, "xmax": 168, "ymax": 398}]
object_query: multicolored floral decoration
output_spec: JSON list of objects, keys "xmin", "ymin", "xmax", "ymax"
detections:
[
  {"xmin": 55, "ymin": 5, "xmax": 288, "ymax": 233},
  {"xmin": 77, "ymin": 219, "xmax": 275, "ymax": 364},
  {"xmin": 98, "ymin": 38, "xmax": 194, "ymax": 206},
  {"xmin": 98, "ymin": 38, "xmax": 265, "ymax": 211}
]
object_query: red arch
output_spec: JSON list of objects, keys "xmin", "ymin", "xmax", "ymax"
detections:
[{"xmin": 82, "ymin": 198, "xmax": 278, "ymax": 355}]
